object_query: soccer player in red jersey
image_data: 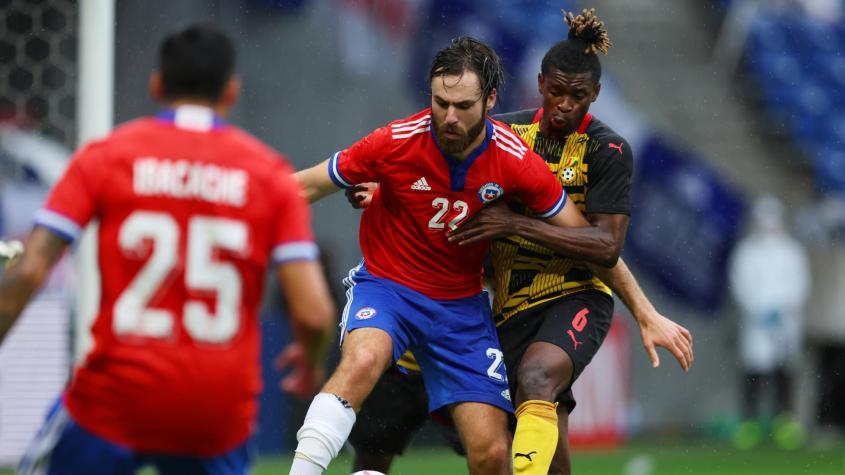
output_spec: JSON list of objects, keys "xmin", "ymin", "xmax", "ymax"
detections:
[
  {"xmin": 344, "ymin": 10, "xmax": 692, "ymax": 475},
  {"xmin": 288, "ymin": 37, "xmax": 621, "ymax": 475},
  {"xmin": 0, "ymin": 25, "xmax": 335, "ymax": 475}
]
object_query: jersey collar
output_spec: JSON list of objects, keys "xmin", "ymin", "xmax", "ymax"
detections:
[
  {"xmin": 156, "ymin": 105, "xmax": 226, "ymax": 132},
  {"xmin": 430, "ymin": 118, "xmax": 494, "ymax": 192},
  {"xmin": 533, "ymin": 108, "xmax": 593, "ymax": 134}
]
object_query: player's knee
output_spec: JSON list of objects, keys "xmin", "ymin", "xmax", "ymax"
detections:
[
  {"xmin": 466, "ymin": 437, "xmax": 509, "ymax": 473},
  {"xmin": 342, "ymin": 346, "xmax": 387, "ymax": 381},
  {"xmin": 517, "ymin": 358, "xmax": 568, "ymax": 401}
]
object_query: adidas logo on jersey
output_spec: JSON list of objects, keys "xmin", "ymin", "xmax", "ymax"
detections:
[{"xmin": 411, "ymin": 177, "xmax": 431, "ymax": 191}]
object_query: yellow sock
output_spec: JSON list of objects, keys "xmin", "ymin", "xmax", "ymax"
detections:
[{"xmin": 512, "ymin": 400, "xmax": 558, "ymax": 474}]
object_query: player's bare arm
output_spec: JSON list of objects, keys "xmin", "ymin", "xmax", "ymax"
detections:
[
  {"xmin": 275, "ymin": 260, "xmax": 337, "ymax": 399},
  {"xmin": 0, "ymin": 228, "xmax": 67, "ymax": 344},
  {"xmin": 589, "ymin": 260, "xmax": 693, "ymax": 371},
  {"xmin": 450, "ymin": 198, "xmax": 621, "ymax": 267},
  {"xmin": 449, "ymin": 199, "xmax": 693, "ymax": 371},
  {"xmin": 546, "ymin": 205, "xmax": 694, "ymax": 371},
  {"xmin": 295, "ymin": 158, "xmax": 341, "ymax": 203}
]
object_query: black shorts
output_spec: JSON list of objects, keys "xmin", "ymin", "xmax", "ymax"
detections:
[
  {"xmin": 348, "ymin": 367, "xmax": 430, "ymax": 456},
  {"xmin": 348, "ymin": 367, "xmax": 466, "ymax": 457},
  {"xmin": 497, "ymin": 290, "xmax": 614, "ymax": 413}
]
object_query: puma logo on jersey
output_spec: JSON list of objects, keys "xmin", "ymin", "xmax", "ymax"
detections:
[
  {"xmin": 567, "ymin": 329, "xmax": 583, "ymax": 350},
  {"xmin": 411, "ymin": 177, "xmax": 432, "ymax": 191},
  {"xmin": 514, "ymin": 451, "xmax": 537, "ymax": 462},
  {"xmin": 608, "ymin": 142, "xmax": 624, "ymax": 156}
]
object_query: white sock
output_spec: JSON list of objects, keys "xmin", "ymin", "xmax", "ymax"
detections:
[
  {"xmin": 289, "ymin": 393, "xmax": 357, "ymax": 474},
  {"xmin": 289, "ymin": 455, "xmax": 324, "ymax": 475}
]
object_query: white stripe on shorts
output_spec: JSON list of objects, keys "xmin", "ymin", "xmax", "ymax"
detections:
[
  {"xmin": 18, "ymin": 403, "xmax": 71, "ymax": 475},
  {"xmin": 339, "ymin": 260, "xmax": 364, "ymax": 347}
]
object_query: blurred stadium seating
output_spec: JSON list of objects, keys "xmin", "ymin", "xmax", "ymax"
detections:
[{"xmin": 744, "ymin": 11, "xmax": 845, "ymax": 192}]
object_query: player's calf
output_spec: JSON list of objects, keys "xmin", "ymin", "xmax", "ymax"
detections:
[
  {"xmin": 291, "ymin": 329, "xmax": 394, "ymax": 475},
  {"xmin": 452, "ymin": 402, "xmax": 511, "ymax": 475},
  {"xmin": 547, "ymin": 409, "xmax": 572, "ymax": 475}
]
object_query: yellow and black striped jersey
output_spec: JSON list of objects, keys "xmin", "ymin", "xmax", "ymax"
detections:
[{"xmin": 489, "ymin": 109, "xmax": 633, "ymax": 324}]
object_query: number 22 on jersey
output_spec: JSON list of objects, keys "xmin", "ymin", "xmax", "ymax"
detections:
[
  {"xmin": 428, "ymin": 197, "xmax": 468, "ymax": 231},
  {"xmin": 114, "ymin": 211, "xmax": 247, "ymax": 344}
]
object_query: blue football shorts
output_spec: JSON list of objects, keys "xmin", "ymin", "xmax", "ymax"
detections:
[
  {"xmin": 340, "ymin": 262, "xmax": 513, "ymax": 414},
  {"xmin": 18, "ymin": 398, "xmax": 253, "ymax": 475}
]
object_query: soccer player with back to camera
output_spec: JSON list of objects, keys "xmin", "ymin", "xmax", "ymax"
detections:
[
  {"xmin": 0, "ymin": 25, "xmax": 335, "ymax": 475},
  {"xmin": 345, "ymin": 9, "xmax": 693, "ymax": 475}
]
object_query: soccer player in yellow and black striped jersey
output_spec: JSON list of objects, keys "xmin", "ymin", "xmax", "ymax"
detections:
[
  {"xmin": 345, "ymin": 9, "xmax": 693, "ymax": 475},
  {"xmin": 447, "ymin": 10, "xmax": 692, "ymax": 474}
]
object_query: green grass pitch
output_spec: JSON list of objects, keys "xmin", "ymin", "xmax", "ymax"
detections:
[
  {"xmin": 260, "ymin": 442, "xmax": 845, "ymax": 475},
  {"xmin": 4, "ymin": 441, "xmax": 843, "ymax": 474}
]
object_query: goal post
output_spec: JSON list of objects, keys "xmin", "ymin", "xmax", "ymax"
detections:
[{"xmin": 74, "ymin": 0, "xmax": 114, "ymax": 365}]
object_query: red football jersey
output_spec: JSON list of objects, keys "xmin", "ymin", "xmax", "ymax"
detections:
[
  {"xmin": 34, "ymin": 106, "xmax": 317, "ymax": 456},
  {"xmin": 328, "ymin": 109, "xmax": 566, "ymax": 299}
]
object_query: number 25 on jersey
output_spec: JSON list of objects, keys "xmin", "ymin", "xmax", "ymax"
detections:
[{"xmin": 114, "ymin": 211, "xmax": 247, "ymax": 344}]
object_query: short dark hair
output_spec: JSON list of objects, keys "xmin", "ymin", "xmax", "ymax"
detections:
[
  {"xmin": 429, "ymin": 36, "xmax": 505, "ymax": 101},
  {"xmin": 158, "ymin": 25, "xmax": 235, "ymax": 102},
  {"xmin": 541, "ymin": 9, "xmax": 613, "ymax": 83}
]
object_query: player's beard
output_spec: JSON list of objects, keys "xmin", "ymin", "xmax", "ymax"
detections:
[{"xmin": 435, "ymin": 107, "xmax": 487, "ymax": 156}]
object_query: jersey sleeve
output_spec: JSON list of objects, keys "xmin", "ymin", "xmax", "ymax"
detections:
[
  {"xmin": 585, "ymin": 136, "xmax": 634, "ymax": 215},
  {"xmin": 271, "ymin": 160, "xmax": 319, "ymax": 264},
  {"xmin": 510, "ymin": 149, "xmax": 567, "ymax": 219},
  {"xmin": 33, "ymin": 142, "xmax": 105, "ymax": 243},
  {"xmin": 327, "ymin": 126, "xmax": 391, "ymax": 188}
]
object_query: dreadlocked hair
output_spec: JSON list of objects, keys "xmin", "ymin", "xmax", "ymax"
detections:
[
  {"xmin": 541, "ymin": 8, "xmax": 613, "ymax": 82},
  {"xmin": 429, "ymin": 36, "xmax": 505, "ymax": 101},
  {"xmin": 566, "ymin": 8, "xmax": 613, "ymax": 55}
]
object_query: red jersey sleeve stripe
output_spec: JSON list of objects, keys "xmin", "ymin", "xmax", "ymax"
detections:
[
  {"xmin": 493, "ymin": 140, "xmax": 525, "ymax": 160},
  {"xmin": 493, "ymin": 125, "xmax": 528, "ymax": 154},
  {"xmin": 33, "ymin": 209, "xmax": 82, "ymax": 243},
  {"xmin": 535, "ymin": 191, "xmax": 567, "ymax": 219},
  {"xmin": 391, "ymin": 126, "xmax": 430, "ymax": 140},
  {"xmin": 391, "ymin": 117, "xmax": 431, "ymax": 133},
  {"xmin": 273, "ymin": 241, "xmax": 320, "ymax": 264},
  {"xmin": 272, "ymin": 241, "xmax": 320, "ymax": 264},
  {"xmin": 391, "ymin": 115, "xmax": 430, "ymax": 130},
  {"xmin": 328, "ymin": 151, "xmax": 353, "ymax": 188}
]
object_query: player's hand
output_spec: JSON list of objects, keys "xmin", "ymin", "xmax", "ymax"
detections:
[
  {"xmin": 344, "ymin": 183, "xmax": 378, "ymax": 209},
  {"xmin": 0, "ymin": 240, "xmax": 23, "ymax": 269},
  {"xmin": 448, "ymin": 200, "xmax": 520, "ymax": 245},
  {"xmin": 638, "ymin": 311, "xmax": 693, "ymax": 371},
  {"xmin": 274, "ymin": 342, "xmax": 325, "ymax": 400}
]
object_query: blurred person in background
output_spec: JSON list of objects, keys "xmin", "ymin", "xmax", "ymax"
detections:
[
  {"xmin": 0, "ymin": 24, "xmax": 335, "ymax": 475},
  {"xmin": 728, "ymin": 194, "xmax": 811, "ymax": 450}
]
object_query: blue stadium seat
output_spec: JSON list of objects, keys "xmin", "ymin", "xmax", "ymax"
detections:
[
  {"xmin": 812, "ymin": 54, "xmax": 845, "ymax": 95},
  {"xmin": 786, "ymin": 82, "xmax": 835, "ymax": 145},
  {"xmin": 751, "ymin": 51, "xmax": 805, "ymax": 87},
  {"xmin": 813, "ymin": 145, "xmax": 845, "ymax": 193},
  {"xmin": 749, "ymin": 16, "xmax": 793, "ymax": 50},
  {"xmin": 827, "ymin": 113, "xmax": 845, "ymax": 147},
  {"xmin": 792, "ymin": 18, "xmax": 841, "ymax": 54}
]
